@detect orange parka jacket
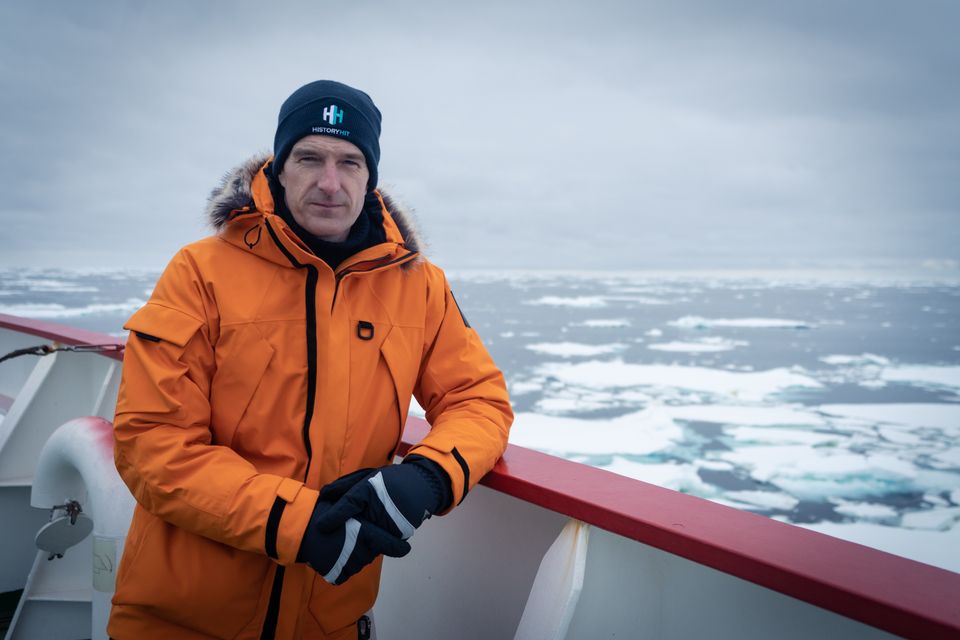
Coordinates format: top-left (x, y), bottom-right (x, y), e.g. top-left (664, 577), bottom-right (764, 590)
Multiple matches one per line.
top-left (108, 155), bottom-right (513, 640)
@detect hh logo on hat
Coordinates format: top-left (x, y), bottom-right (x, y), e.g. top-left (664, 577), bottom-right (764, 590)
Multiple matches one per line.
top-left (323, 105), bottom-right (344, 125)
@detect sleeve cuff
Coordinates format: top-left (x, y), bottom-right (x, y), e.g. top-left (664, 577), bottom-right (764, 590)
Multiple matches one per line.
top-left (271, 479), bottom-right (320, 565)
top-left (404, 446), bottom-right (471, 515)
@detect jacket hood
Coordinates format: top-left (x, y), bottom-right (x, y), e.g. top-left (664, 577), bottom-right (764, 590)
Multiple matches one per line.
top-left (204, 152), bottom-right (423, 255)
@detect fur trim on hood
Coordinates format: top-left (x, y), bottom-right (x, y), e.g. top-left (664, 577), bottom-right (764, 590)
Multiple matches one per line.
top-left (205, 152), bottom-right (423, 255)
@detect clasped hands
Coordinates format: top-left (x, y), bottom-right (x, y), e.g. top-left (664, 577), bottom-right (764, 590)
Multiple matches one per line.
top-left (297, 458), bottom-right (446, 585)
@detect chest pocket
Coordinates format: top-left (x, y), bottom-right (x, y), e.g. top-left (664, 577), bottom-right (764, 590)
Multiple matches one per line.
top-left (209, 323), bottom-right (275, 447)
top-left (347, 320), bottom-right (423, 465)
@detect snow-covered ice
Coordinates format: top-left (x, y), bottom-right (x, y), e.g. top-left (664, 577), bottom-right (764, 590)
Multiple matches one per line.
top-left (820, 353), bottom-right (891, 366)
top-left (525, 296), bottom-right (607, 308)
top-left (598, 457), bottom-right (713, 495)
top-left (819, 403), bottom-right (960, 433)
top-left (724, 490), bottom-right (799, 511)
top-left (829, 499), bottom-right (899, 521)
top-left (578, 318), bottom-right (632, 328)
top-left (665, 404), bottom-right (826, 427)
top-left (535, 360), bottom-right (822, 402)
top-left (525, 342), bottom-right (628, 357)
top-left (0, 299), bottom-right (145, 318)
top-left (509, 408), bottom-right (682, 456)
top-left (648, 337), bottom-right (748, 353)
top-left (669, 316), bottom-right (813, 329)
top-left (882, 365), bottom-right (960, 392)
top-left (801, 520), bottom-right (960, 573)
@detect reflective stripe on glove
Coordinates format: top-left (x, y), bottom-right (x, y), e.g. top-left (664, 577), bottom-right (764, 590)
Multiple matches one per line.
top-left (313, 458), bottom-right (452, 541)
top-left (298, 497), bottom-right (411, 585)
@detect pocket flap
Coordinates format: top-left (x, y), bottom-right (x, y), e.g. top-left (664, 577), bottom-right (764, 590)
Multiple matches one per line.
top-left (124, 303), bottom-right (204, 347)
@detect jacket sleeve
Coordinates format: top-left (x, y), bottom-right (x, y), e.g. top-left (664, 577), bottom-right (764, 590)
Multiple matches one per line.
top-left (113, 250), bottom-right (317, 566)
top-left (406, 267), bottom-right (513, 509)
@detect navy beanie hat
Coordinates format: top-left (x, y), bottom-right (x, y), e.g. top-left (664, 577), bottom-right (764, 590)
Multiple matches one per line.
top-left (272, 80), bottom-right (382, 190)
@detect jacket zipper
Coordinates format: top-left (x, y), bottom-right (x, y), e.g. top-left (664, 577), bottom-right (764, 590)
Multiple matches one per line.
top-left (260, 224), bottom-right (416, 639)
top-left (262, 220), bottom-right (320, 640)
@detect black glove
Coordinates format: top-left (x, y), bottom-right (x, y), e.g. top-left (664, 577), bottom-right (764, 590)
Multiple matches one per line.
top-left (297, 495), bottom-right (411, 586)
top-left (312, 457), bottom-right (453, 542)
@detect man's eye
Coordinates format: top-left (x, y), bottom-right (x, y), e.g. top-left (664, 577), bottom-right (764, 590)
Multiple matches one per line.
top-left (300, 155), bottom-right (319, 163)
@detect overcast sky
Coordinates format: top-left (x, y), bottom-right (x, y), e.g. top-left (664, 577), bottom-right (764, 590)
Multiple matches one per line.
top-left (1, 1), bottom-right (958, 272)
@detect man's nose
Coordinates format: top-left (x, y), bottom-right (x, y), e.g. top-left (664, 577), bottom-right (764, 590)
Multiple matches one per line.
top-left (315, 162), bottom-right (340, 194)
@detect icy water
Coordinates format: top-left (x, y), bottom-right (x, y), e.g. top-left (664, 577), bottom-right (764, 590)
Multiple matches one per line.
top-left (2, 268), bottom-right (959, 572)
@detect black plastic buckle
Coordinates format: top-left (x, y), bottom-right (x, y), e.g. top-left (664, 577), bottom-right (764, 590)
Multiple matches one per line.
top-left (357, 321), bottom-right (375, 341)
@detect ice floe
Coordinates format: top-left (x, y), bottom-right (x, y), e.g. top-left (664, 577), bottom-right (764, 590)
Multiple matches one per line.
top-left (535, 360), bottom-right (822, 402)
top-left (801, 520), bottom-right (960, 573)
top-left (900, 506), bottom-right (960, 530)
top-left (723, 490), bottom-right (799, 511)
top-left (714, 446), bottom-right (921, 500)
top-left (669, 316), bottom-right (813, 329)
top-left (648, 337), bottom-right (748, 353)
top-left (665, 404), bottom-right (826, 427)
top-left (829, 498), bottom-right (899, 521)
top-left (882, 365), bottom-right (960, 392)
top-left (725, 426), bottom-right (841, 446)
top-left (509, 380), bottom-right (542, 396)
top-left (578, 318), bottom-right (632, 328)
top-left (6, 278), bottom-right (100, 293)
top-left (820, 353), bottom-right (891, 366)
top-left (0, 300), bottom-right (145, 318)
top-left (525, 296), bottom-right (607, 308)
top-left (525, 342), bottom-right (628, 357)
top-left (819, 403), bottom-right (960, 433)
top-left (509, 408), bottom-right (682, 456)
top-left (597, 457), bottom-right (713, 495)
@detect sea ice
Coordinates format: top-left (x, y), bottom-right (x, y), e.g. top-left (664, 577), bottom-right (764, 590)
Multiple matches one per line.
top-left (604, 295), bottom-right (669, 305)
top-left (668, 316), bottom-right (812, 329)
top-left (716, 446), bottom-right (919, 499)
top-left (8, 277), bottom-right (99, 293)
top-left (819, 353), bottom-right (891, 366)
top-left (535, 360), bottom-right (822, 402)
top-left (578, 318), bottom-right (631, 328)
top-left (819, 404), bottom-right (960, 433)
top-left (829, 499), bottom-right (898, 521)
top-left (726, 426), bottom-right (842, 446)
top-left (599, 457), bottom-right (714, 495)
top-left (0, 299), bottom-right (145, 318)
top-left (647, 337), bottom-right (748, 353)
top-left (933, 448), bottom-right (960, 467)
top-left (665, 404), bottom-right (826, 427)
top-left (508, 380), bottom-right (542, 396)
top-left (525, 296), bottom-right (607, 308)
top-left (723, 490), bottom-right (798, 511)
top-left (508, 408), bottom-right (683, 456)
top-left (525, 342), bottom-right (628, 357)
top-left (882, 365), bottom-right (960, 392)
top-left (800, 520), bottom-right (960, 573)
top-left (900, 507), bottom-right (960, 531)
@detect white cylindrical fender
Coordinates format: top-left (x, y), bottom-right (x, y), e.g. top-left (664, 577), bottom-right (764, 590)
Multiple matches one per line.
top-left (514, 519), bottom-right (590, 640)
top-left (30, 416), bottom-right (135, 640)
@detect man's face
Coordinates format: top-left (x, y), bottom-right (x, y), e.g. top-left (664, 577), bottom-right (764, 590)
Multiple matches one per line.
top-left (278, 135), bottom-right (369, 243)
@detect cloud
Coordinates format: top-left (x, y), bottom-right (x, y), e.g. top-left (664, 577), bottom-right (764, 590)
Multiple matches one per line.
top-left (1, 0), bottom-right (958, 270)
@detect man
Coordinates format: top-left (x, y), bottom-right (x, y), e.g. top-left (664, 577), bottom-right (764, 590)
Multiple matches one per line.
top-left (109, 80), bottom-right (512, 640)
